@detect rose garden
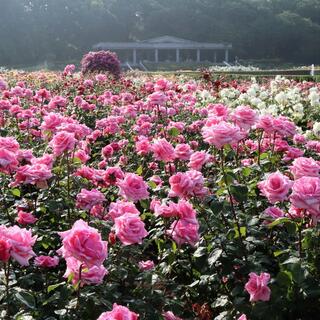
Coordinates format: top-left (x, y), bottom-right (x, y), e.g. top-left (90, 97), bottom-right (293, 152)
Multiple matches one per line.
top-left (0, 54), bottom-right (320, 319)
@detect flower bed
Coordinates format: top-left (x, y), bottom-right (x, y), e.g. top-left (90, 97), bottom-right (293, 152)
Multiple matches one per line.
top-left (0, 69), bottom-right (320, 319)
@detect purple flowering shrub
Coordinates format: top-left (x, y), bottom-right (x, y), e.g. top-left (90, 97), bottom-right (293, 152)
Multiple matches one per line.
top-left (81, 51), bottom-right (121, 78)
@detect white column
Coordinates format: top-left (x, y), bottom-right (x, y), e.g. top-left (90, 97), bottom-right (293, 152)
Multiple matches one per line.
top-left (176, 48), bottom-right (180, 63)
top-left (225, 49), bottom-right (229, 62)
top-left (196, 49), bottom-right (200, 63)
top-left (214, 51), bottom-right (217, 63)
top-left (133, 49), bottom-right (137, 65)
top-left (155, 48), bottom-right (159, 63)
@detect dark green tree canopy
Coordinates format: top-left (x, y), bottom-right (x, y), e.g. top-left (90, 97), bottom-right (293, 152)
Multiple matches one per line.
top-left (0, 0), bottom-right (319, 67)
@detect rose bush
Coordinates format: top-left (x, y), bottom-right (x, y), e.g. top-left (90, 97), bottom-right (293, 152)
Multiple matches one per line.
top-left (0, 68), bottom-right (319, 319)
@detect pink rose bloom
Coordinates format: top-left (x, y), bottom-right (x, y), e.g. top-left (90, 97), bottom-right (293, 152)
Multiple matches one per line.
top-left (76, 189), bottom-right (105, 211)
top-left (12, 164), bottom-right (52, 188)
top-left (154, 201), bottom-right (178, 218)
top-left (102, 145), bottom-right (114, 159)
top-left (293, 134), bottom-right (306, 145)
top-left (258, 171), bottom-right (293, 203)
top-left (245, 272), bottom-right (271, 302)
top-left (90, 204), bottom-right (105, 218)
top-left (273, 116), bottom-right (296, 137)
top-left (174, 144), bottom-right (192, 161)
top-left (0, 238), bottom-right (11, 262)
top-left (176, 200), bottom-right (197, 223)
top-left (63, 257), bottom-right (107, 286)
top-left (74, 150), bottom-right (90, 164)
top-left (49, 131), bottom-right (76, 156)
top-left (0, 148), bottom-right (19, 174)
top-left (138, 260), bottom-right (155, 271)
top-left (232, 105), bottom-right (258, 130)
top-left (58, 219), bottom-right (108, 267)
top-left (114, 213), bottom-right (148, 246)
top-left (169, 170), bottom-right (208, 199)
top-left (238, 314), bottom-right (247, 320)
top-left (107, 200), bottom-right (140, 221)
top-left (264, 207), bottom-right (285, 219)
top-left (290, 157), bottom-right (320, 179)
top-left (0, 137), bottom-right (20, 152)
top-left (290, 177), bottom-right (320, 215)
top-left (283, 147), bottom-right (304, 162)
top-left (63, 64), bottom-right (76, 76)
top-left (0, 225), bottom-right (37, 266)
top-left (16, 210), bottom-right (38, 225)
top-left (34, 255), bottom-right (59, 268)
top-left (151, 138), bottom-right (175, 162)
top-left (104, 167), bottom-right (125, 186)
top-left (31, 154), bottom-right (54, 168)
top-left (188, 151), bottom-right (211, 171)
top-left (202, 121), bottom-right (242, 149)
top-left (147, 91), bottom-right (167, 106)
top-left (162, 311), bottom-right (183, 320)
top-left (207, 103), bottom-right (229, 120)
top-left (167, 219), bottom-right (200, 246)
top-left (117, 173), bottom-right (149, 202)
top-left (256, 115), bottom-right (275, 134)
top-left (97, 304), bottom-right (139, 320)
top-left (135, 137), bottom-right (151, 156)
top-left (40, 113), bottom-right (65, 133)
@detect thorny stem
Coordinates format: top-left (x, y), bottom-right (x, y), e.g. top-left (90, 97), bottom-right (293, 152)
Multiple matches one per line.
top-left (220, 148), bottom-right (248, 262)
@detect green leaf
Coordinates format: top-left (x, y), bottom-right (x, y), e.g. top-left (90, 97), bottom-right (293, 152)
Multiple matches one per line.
top-left (282, 257), bottom-right (300, 265)
top-left (242, 167), bottom-right (251, 177)
top-left (15, 291), bottom-right (36, 309)
top-left (234, 226), bottom-right (246, 238)
top-left (210, 199), bottom-right (224, 214)
top-left (208, 248), bottom-right (222, 266)
top-left (11, 188), bottom-right (21, 197)
top-left (47, 282), bottom-right (65, 293)
top-left (267, 217), bottom-right (291, 228)
top-left (193, 246), bottom-right (207, 258)
top-left (230, 184), bottom-right (248, 202)
top-left (276, 271), bottom-right (292, 287)
top-left (136, 165), bottom-right (143, 176)
top-left (168, 127), bottom-right (180, 137)
top-left (148, 180), bottom-right (157, 189)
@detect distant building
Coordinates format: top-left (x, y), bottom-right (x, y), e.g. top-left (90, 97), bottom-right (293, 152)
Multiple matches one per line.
top-left (93, 36), bottom-right (232, 66)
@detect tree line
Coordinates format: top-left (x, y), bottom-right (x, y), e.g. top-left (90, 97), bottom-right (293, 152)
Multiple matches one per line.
top-left (1, 0), bottom-right (319, 68)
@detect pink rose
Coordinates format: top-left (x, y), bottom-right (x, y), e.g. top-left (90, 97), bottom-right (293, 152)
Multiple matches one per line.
top-left (12, 164), bottom-right (52, 188)
top-left (232, 105), bottom-right (258, 130)
top-left (147, 91), bottom-right (167, 106)
top-left (117, 173), bottom-right (149, 202)
top-left (169, 170), bottom-right (208, 199)
top-left (76, 189), bottom-right (105, 211)
top-left (151, 138), bottom-right (175, 162)
top-left (154, 201), bottom-right (178, 218)
top-left (107, 200), bottom-right (140, 221)
top-left (63, 257), bottom-right (107, 286)
top-left (188, 151), bottom-right (211, 171)
top-left (175, 200), bottom-right (197, 223)
top-left (135, 137), bottom-right (151, 155)
top-left (273, 116), bottom-right (296, 137)
top-left (167, 219), bottom-right (200, 246)
top-left (0, 225), bottom-right (37, 266)
top-left (58, 219), bottom-right (108, 267)
top-left (258, 171), bottom-right (293, 203)
top-left (162, 311), bottom-right (183, 320)
top-left (290, 157), bottom-right (320, 179)
top-left (114, 213), bottom-right (148, 246)
top-left (138, 260), bottom-right (155, 271)
top-left (174, 144), bottom-right (192, 161)
top-left (49, 131), bottom-right (76, 156)
top-left (0, 148), bottom-right (19, 174)
top-left (97, 303), bottom-right (139, 320)
top-left (290, 177), bottom-right (320, 215)
top-left (0, 238), bottom-right (11, 262)
top-left (35, 255), bottom-right (59, 268)
top-left (207, 103), bottom-right (229, 120)
top-left (264, 207), bottom-right (285, 219)
top-left (16, 211), bottom-right (38, 225)
top-left (0, 137), bottom-right (20, 152)
top-left (238, 314), bottom-right (247, 320)
top-left (202, 121), bottom-right (242, 149)
top-left (245, 272), bottom-right (271, 302)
